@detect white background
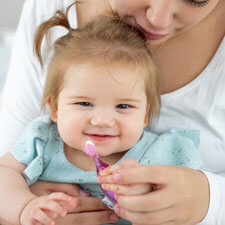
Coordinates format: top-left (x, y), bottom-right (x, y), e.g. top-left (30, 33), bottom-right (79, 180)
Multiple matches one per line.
top-left (0, 0), bottom-right (25, 93)
top-left (0, 0), bottom-right (25, 27)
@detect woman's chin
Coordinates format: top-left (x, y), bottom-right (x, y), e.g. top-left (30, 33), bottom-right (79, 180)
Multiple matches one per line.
top-left (146, 35), bottom-right (171, 51)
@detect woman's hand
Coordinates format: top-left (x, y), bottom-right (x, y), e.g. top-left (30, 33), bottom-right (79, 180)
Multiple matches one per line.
top-left (30, 181), bottom-right (89, 197)
top-left (30, 181), bottom-right (119, 225)
top-left (99, 159), bottom-right (210, 225)
top-left (99, 159), bottom-right (153, 195)
top-left (54, 196), bottom-right (119, 225)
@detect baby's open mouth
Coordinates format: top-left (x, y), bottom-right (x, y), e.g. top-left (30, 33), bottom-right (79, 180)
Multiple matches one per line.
top-left (84, 133), bottom-right (118, 142)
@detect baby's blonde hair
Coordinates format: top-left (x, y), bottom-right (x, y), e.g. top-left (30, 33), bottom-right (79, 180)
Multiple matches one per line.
top-left (34, 3), bottom-right (161, 122)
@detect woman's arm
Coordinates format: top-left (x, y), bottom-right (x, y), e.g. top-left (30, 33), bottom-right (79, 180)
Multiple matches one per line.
top-left (198, 171), bottom-right (225, 225)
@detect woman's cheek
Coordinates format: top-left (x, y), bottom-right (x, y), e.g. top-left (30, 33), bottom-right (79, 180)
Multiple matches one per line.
top-left (112, 0), bottom-right (143, 14)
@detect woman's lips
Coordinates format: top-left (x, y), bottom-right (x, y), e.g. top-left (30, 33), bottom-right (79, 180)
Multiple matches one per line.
top-left (137, 25), bottom-right (168, 40)
top-left (85, 134), bottom-right (118, 142)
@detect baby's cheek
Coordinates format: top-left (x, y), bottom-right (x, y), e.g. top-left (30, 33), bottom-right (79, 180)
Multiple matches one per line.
top-left (121, 128), bottom-right (143, 150)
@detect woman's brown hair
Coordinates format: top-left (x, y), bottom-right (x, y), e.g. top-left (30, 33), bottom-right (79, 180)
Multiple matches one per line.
top-left (34, 3), bottom-right (161, 122)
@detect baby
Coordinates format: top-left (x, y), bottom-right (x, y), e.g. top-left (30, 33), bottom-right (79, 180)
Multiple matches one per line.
top-left (0, 6), bottom-right (202, 225)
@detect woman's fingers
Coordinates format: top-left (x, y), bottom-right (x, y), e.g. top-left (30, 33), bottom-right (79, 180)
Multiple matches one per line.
top-left (30, 181), bottom-right (89, 197)
top-left (113, 167), bottom-right (209, 225)
top-left (100, 158), bottom-right (140, 176)
top-left (100, 165), bottom-right (178, 185)
top-left (114, 205), bottom-right (176, 225)
top-left (55, 210), bottom-right (119, 225)
top-left (102, 183), bottom-right (152, 195)
top-left (100, 164), bottom-right (121, 176)
top-left (66, 196), bottom-right (109, 213)
top-left (116, 188), bottom-right (173, 212)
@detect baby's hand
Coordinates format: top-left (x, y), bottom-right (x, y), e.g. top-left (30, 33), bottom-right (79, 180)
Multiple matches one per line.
top-left (20, 192), bottom-right (77, 225)
top-left (98, 158), bottom-right (152, 196)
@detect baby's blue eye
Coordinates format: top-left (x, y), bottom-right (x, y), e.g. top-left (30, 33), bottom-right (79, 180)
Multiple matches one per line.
top-left (76, 102), bottom-right (93, 107)
top-left (116, 104), bottom-right (131, 109)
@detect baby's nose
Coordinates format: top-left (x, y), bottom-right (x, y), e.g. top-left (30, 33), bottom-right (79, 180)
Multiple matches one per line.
top-left (90, 115), bottom-right (115, 127)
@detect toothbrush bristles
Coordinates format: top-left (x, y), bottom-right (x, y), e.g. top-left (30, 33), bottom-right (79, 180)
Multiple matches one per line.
top-left (85, 141), bottom-right (97, 159)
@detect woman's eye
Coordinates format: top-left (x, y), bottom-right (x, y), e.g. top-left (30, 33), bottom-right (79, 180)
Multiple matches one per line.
top-left (185, 0), bottom-right (209, 7)
top-left (75, 102), bottom-right (93, 107)
top-left (116, 104), bottom-right (131, 109)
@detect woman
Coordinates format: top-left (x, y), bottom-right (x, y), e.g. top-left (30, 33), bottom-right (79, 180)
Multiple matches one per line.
top-left (0, 0), bottom-right (224, 224)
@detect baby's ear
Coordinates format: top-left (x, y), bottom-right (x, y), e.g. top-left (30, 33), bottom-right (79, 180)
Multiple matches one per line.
top-left (144, 105), bottom-right (150, 126)
top-left (48, 97), bottom-right (58, 122)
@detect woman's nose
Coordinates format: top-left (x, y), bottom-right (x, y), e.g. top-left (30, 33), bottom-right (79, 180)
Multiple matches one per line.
top-left (146, 0), bottom-right (175, 30)
top-left (90, 114), bottom-right (115, 127)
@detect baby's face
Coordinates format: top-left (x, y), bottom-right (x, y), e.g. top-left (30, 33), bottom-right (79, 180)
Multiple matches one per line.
top-left (52, 63), bottom-right (148, 157)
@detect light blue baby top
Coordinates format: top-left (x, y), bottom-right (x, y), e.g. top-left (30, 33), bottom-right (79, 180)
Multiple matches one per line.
top-left (11, 116), bottom-right (202, 225)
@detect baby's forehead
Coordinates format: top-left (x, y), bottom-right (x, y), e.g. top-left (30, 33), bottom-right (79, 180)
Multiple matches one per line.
top-left (61, 62), bottom-right (147, 98)
top-left (65, 61), bottom-right (146, 83)
top-left (65, 58), bottom-right (148, 77)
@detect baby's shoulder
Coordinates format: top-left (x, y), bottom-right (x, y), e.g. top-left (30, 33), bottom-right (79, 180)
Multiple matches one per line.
top-left (23, 116), bottom-right (55, 142)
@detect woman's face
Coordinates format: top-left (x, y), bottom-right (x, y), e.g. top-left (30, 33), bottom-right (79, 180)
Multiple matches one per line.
top-left (110, 0), bottom-right (220, 46)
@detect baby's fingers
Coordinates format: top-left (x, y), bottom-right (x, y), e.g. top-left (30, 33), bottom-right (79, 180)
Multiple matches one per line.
top-left (48, 192), bottom-right (78, 208)
top-left (39, 199), bottom-right (67, 217)
top-left (30, 208), bottom-right (55, 225)
top-left (102, 183), bottom-right (152, 195)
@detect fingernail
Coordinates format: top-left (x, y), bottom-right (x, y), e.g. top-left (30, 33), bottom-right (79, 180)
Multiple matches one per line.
top-left (113, 173), bottom-right (121, 182)
top-left (79, 190), bottom-right (89, 196)
top-left (110, 213), bottom-right (119, 222)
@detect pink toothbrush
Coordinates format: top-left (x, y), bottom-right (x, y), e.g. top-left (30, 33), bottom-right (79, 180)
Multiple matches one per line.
top-left (85, 140), bottom-right (117, 205)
